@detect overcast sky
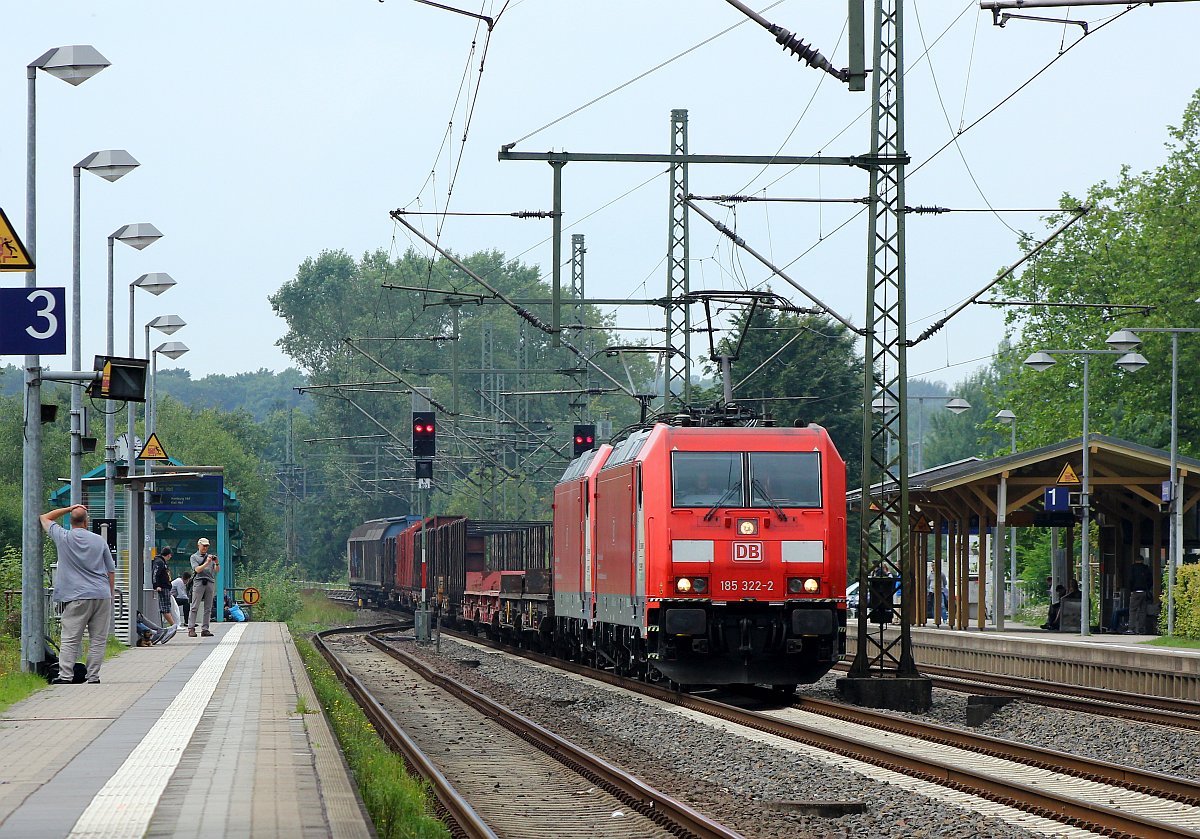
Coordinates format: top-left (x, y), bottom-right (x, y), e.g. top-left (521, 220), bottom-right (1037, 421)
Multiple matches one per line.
top-left (4, 1), bottom-right (1198, 387)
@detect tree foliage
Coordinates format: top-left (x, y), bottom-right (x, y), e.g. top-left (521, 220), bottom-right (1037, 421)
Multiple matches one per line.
top-left (995, 89), bottom-right (1200, 453)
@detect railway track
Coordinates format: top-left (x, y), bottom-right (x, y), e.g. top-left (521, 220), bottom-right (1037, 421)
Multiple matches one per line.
top-left (828, 661), bottom-right (1200, 731)
top-left (314, 625), bottom-right (743, 839)
top-left (422, 624), bottom-right (1200, 839)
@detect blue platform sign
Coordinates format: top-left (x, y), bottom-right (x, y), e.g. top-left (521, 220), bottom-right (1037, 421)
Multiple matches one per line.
top-left (1045, 486), bottom-right (1070, 511)
top-left (151, 476), bottom-right (224, 512)
top-left (0, 287), bottom-right (66, 355)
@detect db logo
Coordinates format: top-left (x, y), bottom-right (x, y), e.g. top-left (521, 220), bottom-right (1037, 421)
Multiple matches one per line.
top-left (733, 542), bottom-right (763, 562)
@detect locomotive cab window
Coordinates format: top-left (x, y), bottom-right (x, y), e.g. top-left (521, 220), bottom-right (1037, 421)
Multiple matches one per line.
top-left (671, 452), bottom-right (743, 507)
top-left (749, 452), bottom-right (822, 507)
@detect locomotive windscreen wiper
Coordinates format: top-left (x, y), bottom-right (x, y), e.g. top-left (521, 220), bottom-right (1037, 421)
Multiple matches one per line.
top-left (751, 479), bottom-right (789, 522)
top-left (703, 480), bottom-right (742, 521)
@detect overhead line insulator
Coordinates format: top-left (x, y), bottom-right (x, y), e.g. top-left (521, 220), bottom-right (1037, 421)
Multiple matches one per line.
top-left (771, 26), bottom-right (849, 82)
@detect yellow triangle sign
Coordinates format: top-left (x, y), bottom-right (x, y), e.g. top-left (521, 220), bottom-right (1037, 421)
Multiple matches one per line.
top-left (138, 432), bottom-right (170, 461)
top-left (1056, 462), bottom-right (1081, 485)
top-left (0, 206), bottom-right (34, 271)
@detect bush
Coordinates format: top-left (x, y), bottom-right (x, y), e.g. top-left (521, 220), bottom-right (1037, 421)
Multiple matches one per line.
top-left (1165, 563), bottom-right (1200, 639)
top-left (241, 559), bottom-right (304, 623)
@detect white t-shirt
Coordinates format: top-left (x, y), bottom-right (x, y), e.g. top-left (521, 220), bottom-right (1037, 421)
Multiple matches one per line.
top-left (171, 577), bottom-right (190, 600)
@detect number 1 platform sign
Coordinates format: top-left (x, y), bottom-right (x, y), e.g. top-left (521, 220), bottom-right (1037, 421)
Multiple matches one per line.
top-left (0, 287), bottom-right (66, 355)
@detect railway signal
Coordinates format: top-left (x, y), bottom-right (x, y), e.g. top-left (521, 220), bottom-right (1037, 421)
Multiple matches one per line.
top-left (572, 424), bottom-right (595, 457)
top-left (413, 411), bottom-right (436, 458)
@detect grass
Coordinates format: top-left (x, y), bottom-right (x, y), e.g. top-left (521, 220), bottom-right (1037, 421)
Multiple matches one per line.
top-left (288, 596), bottom-right (448, 839)
top-left (1146, 636), bottom-right (1200, 649)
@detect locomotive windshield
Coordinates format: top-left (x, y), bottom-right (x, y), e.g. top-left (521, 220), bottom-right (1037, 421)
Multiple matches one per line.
top-left (749, 452), bottom-right (822, 507)
top-left (671, 451), bottom-right (822, 508)
top-left (671, 452), bottom-right (742, 507)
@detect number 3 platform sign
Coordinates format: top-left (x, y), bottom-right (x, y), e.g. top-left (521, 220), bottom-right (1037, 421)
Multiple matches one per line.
top-left (0, 287), bottom-right (66, 355)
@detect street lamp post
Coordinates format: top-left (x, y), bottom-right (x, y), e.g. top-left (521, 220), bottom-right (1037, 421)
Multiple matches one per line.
top-left (103, 224), bottom-right (162, 520)
top-left (911, 396), bottom-right (971, 471)
top-left (125, 278), bottom-right (177, 596)
top-left (1106, 327), bottom-right (1200, 636)
top-left (70, 150), bottom-right (140, 505)
top-left (1024, 348), bottom-right (1149, 636)
top-left (22, 44), bottom-right (110, 674)
top-left (995, 409), bottom-right (1018, 627)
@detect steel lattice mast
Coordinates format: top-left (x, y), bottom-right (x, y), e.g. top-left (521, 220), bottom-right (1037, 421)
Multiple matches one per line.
top-left (841, 0), bottom-right (930, 710)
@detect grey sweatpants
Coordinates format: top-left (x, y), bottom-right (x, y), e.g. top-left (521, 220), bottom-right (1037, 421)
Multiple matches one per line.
top-left (190, 579), bottom-right (215, 631)
top-left (59, 598), bottom-right (111, 681)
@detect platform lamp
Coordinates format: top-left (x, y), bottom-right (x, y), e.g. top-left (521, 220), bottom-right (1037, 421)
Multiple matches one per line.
top-left (22, 44), bottom-right (110, 675)
top-left (70, 151), bottom-right (140, 507)
top-left (1024, 348), bottom-right (1149, 636)
top-left (127, 274), bottom-right (177, 476)
top-left (995, 409), bottom-right (1018, 624)
top-left (1106, 327), bottom-right (1200, 636)
top-left (103, 224), bottom-right (163, 519)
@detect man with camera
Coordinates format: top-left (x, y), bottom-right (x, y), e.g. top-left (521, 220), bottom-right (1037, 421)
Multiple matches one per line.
top-left (188, 537), bottom-right (219, 638)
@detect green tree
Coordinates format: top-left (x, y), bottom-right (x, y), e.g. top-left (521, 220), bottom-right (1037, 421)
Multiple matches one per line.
top-left (996, 89), bottom-right (1200, 454)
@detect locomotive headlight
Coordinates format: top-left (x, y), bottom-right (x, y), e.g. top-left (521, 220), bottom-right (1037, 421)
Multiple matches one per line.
top-left (675, 577), bottom-right (693, 593)
top-left (737, 518), bottom-right (758, 536)
top-left (787, 577), bottom-right (822, 595)
top-left (803, 577), bottom-right (820, 593)
top-left (691, 577), bottom-right (708, 594)
top-left (787, 577), bottom-right (804, 594)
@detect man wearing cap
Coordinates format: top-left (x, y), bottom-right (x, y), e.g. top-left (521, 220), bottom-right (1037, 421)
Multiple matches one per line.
top-left (188, 537), bottom-right (219, 637)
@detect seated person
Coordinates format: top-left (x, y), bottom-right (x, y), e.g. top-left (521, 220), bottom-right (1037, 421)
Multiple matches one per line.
top-left (1108, 605), bottom-right (1130, 634)
top-left (1042, 584), bottom-right (1066, 630)
top-left (136, 612), bottom-right (176, 646)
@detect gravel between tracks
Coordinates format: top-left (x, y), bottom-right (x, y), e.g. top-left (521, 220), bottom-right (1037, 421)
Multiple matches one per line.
top-left (804, 672), bottom-right (1200, 781)
top-left (361, 622), bottom-right (1064, 839)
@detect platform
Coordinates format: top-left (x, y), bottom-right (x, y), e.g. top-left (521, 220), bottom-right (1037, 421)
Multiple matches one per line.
top-left (852, 619), bottom-right (1200, 701)
top-left (0, 622), bottom-right (373, 839)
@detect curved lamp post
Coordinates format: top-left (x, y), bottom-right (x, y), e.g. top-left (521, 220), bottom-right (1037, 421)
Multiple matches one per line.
top-left (22, 44), bottom-right (109, 674)
top-left (1107, 327), bottom-right (1200, 636)
top-left (1024, 348), bottom-right (1149, 636)
top-left (103, 224), bottom-right (163, 519)
top-left (995, 409), bottom-right (1018, 626)
top-left (70, 150), bottom-right (140, 505)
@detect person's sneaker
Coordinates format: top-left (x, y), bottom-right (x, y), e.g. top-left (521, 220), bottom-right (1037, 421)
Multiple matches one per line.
top-left (201, 630), bottom-right (214, 637)
top-left (160, 625), bottom-right (177, 644)
top-left (152, 628), bottom-right (168, 644)
top-left (86, 678), bottom-right (100, 684)
top-left (187, 628), bottom-right (197, 637)
top-left (48, 677), bottom-right (74, 685)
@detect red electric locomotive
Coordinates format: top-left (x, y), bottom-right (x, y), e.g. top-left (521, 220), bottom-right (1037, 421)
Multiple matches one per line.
top-left (553, 422), bottom-right (847, 688)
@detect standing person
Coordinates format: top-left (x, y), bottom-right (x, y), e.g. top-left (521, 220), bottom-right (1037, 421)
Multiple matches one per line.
top-left (172, 570), bottom-right (192, 626)
top-left (1128, 555), bottom-right (1154, 634)
top-left (39, 505), bottom-right (115, 684)
top-left (152, 547), bottom-right (175, 628)
top-left (188, 537), bottom-right (219, 638)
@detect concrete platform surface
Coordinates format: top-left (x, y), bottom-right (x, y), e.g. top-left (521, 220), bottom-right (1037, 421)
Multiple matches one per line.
top-left (0, 622), bottom-right (374, 839)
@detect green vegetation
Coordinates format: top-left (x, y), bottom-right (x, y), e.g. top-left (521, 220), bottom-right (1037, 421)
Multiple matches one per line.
top-left (289, 593), bottom-right (447, 839)
top-left (1161, 564), bottom-right (1200, 639)
top-left (1147, 636), bottom-right (1200, 649)
top-left (240, 560), bottom-right (304, 623)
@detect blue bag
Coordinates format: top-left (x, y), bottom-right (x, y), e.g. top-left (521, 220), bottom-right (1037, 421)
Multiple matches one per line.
top-left (229, 602), bottom-right (246, 622)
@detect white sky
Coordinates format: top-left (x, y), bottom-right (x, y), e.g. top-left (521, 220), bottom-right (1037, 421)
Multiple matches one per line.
top-left (4, 1), bottom-right (1198, 384)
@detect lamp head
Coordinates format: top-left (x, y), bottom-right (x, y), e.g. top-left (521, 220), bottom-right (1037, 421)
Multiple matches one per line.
top-left (1105, 329), bottom-right (1142, 353)
top-left (154, 341), bottom-right (189, 360)
top-left (147, 314), bottom-right (185, 336)
top-left (870, 394), bottom-right (897, 414)
top-left (77, 149), bottom-right (138, 182)
top-left (133, 273), bottom-right (176, 296)
top-left (1114, 352), bottom-right (1149, 374)
top-left (945, 397), bottom-right (971, 415)
top-left (112, 223), bottom-right (163, 250)
top-left (1024, 351), bottom-right (1056, 372)
top-left (995, 409), bottom-right (1016, 424)
top-left (30, 45), bottom-right (110, 86)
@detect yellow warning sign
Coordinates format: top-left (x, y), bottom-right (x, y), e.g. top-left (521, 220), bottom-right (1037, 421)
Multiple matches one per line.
top-left (1056, 462), bottom-right (1081, 485)
top-left (242, 587), bottom-right (261, 606)
top-left (138, 432), bottom-right (170, 461)
top-left (913, 514), bottom-right (933, 533)
top-left (0, 206), bottom-right (34, 271)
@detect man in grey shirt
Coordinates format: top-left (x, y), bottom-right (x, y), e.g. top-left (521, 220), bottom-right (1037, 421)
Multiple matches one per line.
top-left (188, 537), bottom-right (218, 637)
top-left (40, 505), bottom-right (115, 684)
